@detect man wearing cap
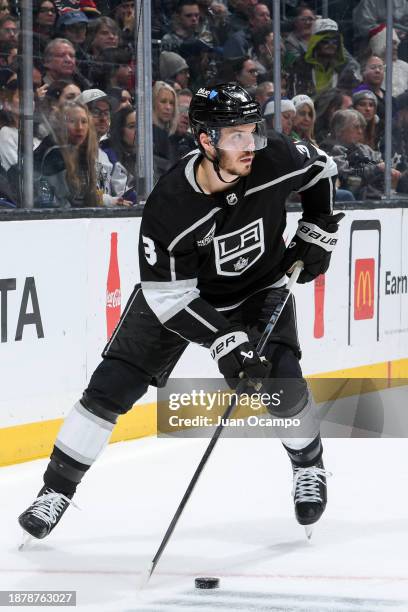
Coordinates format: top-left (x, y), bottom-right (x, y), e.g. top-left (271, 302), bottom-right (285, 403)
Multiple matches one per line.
top-left (287, 18), bottom-right (360, 99)
top-left (159, 50), bottom-right (191, 89)
top-left (75, 88), bottom-right (130, 206)
top-left (56, 10), bottom-right (90, 74)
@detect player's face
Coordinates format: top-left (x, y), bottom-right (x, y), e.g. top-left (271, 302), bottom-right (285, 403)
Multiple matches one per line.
top-left (216, 124), bottom-right (257, 176)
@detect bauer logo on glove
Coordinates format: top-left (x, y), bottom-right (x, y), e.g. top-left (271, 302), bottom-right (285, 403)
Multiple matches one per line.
top-left (281, 212), bottom-right (344, 284)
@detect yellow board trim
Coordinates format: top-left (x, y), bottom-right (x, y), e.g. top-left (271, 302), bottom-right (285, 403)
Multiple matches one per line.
top-left (1, 359), bottom-right (408, 467)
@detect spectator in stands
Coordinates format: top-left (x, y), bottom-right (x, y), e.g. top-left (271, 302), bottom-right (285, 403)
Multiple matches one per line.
top-left (0, 40), bottom-right (16, 67)
top-left (101, 105), bottom-right (137, 202)
top-left (110, 0), bottom-right (134, 46)
top-left (0, 14), bottom-right (18, 49)
top-left (368, 24), bottom-right (408, 97)
top-left (75, 88), bottom-right (132, 205)
top-left (196, 0), bottom-right (229, 47)
top-left (223, 3), bottom-right (271, 59)
top-left (43, 38), bottom-right (90, 89)
top-left (217, 56), bottom-right (259, 94)
top-left (85, 16), bottom-right (120, 62)
top-left (169, 87), bottom-right (195, 159)
top-left (106, 86), bottom-right (133, 112)
top-left (90, 46), bottom-right (132, 92)
top-left (353, 54), bottom-right (395, 127)
top-left (352, 0), bottom-right (408, 42)
top-left (0, 81), bottom-right (42, 173)
top-left (255, 80), bottom-right (273, 106)
top-left (152, 80), bottom-right (178, 177)
top-left (388, 91), bottom-right (408, 193)
top-left (251, 25), bottom-right (290, 91)
top-left (314, 87), bottom-right (352, 144)
top-left (0, 1), bottom-right (10, 18)
top-left (227, 0), bottom-right (258, 34)
top-left (161, 0), bottom-right (201, 55)
top-left (33, 0), bottom-right (57, 45)
top-left (159, 50), bottom-right (190, 90)
top-left (263, 96), bottom-right (296, 137)
top-left (33, 101), bottom-right (99, 207)
top-left (291, 94), bottom-right (316, 143)
top-left (285, 4), bottom-right (316, 64)
top-left (56, 10), bottom-right (88, 50)
top-left (352, 89), bottom-right (380, 150)
top-left (287, 18), bottom-right (360, 99)
top-left (321, 108), bottom-right (400, 199)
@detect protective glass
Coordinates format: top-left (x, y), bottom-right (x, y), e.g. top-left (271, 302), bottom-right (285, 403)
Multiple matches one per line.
top-left (209, 121), bottom-right (267, 151)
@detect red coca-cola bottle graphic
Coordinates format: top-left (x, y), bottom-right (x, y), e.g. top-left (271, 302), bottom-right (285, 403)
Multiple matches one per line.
top-left (106, 232), bottom-right (121, 340)
top-left (314, 273), bottom-right (325, 339)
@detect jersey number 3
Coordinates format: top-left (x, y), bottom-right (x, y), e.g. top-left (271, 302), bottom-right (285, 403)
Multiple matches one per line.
top-left (142, 235), bottom-right (157, 265)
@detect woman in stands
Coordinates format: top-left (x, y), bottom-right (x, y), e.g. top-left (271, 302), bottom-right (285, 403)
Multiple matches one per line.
top-left (33, 101), bottom-right (99, 207)
top-left (152, 80), bottom-right (178, 178)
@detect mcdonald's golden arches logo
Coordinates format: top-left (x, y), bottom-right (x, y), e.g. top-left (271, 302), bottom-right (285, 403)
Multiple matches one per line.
top-left (354, 258), bottom-right (375, 320)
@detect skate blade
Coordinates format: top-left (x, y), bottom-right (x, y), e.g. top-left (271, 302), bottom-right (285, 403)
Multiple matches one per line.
top-left (18, 531), bottom-right (34, 551)
top-left (304, 525), bottom-right (313, 540)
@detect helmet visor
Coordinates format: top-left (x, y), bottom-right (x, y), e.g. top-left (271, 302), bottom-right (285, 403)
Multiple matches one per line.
top-left (208, 121), bottom-right (267, 152)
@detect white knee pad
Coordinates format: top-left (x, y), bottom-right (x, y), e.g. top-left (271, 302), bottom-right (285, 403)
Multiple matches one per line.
top-left (55, 402), bottom-right (115, 466)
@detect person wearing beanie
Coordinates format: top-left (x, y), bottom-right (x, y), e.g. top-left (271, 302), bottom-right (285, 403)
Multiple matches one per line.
top-left (352, 89), bottom-right (380, 150)
top-left (159, 50), bottom-right (190, 89)
top-left (287, 17), bottom-right (360, 98)
top-left (291, 94), bottom-right (316, 143)
top-left (368, 24), bottom-right (408, 97)
top-left (263, 96), bottom-right (296, 136)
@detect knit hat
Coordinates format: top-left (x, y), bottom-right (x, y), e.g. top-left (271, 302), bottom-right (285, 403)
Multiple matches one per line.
top-left (79, 0), bottom-right (100, 17)
top-left (263, 96), bottom-right (296, 116)
top-left (159, 51), bottom-right (189, 81)
top-left (368, 23), bottom-right (399, 58)
top-left (292, 94), bottom-right (315, 111)
top-left (75, 88), bottom-right (110, 106)
top-left (352, 89), bottom-right (378, 108)
top-left (312, 18), bottom-right (338, 35)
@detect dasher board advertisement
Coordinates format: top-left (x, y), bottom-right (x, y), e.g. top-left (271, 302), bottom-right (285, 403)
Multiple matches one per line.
top-left (348, 220), bottom-right (381, 346)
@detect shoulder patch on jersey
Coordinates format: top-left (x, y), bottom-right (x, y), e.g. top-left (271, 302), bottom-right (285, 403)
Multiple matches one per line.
top-left (295, 143), bottom-right (311, 158)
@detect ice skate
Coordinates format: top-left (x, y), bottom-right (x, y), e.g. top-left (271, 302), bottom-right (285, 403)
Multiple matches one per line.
top-left (18, 487), bottom-right (76, 541)
top-left (291, 458), bottom-right (330, 534)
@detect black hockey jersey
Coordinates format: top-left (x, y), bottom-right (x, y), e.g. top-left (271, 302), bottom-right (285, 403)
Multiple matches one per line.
top-left (139, 131), bottom-right (337, 346)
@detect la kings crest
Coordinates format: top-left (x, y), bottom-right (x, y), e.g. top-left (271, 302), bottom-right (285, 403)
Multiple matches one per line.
top-left (213, 218), bottom-right (265, 276)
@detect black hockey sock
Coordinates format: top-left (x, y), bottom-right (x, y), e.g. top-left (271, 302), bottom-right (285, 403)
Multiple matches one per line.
top-left (283, 435), bottom-right (323, 468)
top-left (43, 446), bottom-right (90, 497)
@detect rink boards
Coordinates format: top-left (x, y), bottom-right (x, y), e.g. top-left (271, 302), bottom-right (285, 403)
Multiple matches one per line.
top-left (1, 208), bottom-right (408, 465)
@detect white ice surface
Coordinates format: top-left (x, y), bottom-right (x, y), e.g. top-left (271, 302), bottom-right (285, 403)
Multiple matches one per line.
top-left (1, 436), bottom-right (408, 611)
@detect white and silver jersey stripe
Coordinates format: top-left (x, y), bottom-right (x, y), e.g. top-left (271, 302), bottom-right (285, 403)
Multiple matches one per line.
top-left (141, 279), bottom-right (199, 324)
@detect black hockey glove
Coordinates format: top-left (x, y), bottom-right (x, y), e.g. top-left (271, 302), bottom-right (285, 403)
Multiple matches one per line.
top-left (210, 328), bottom-right (270, 390)
top-left (281, 212), bottom-right (345, 283)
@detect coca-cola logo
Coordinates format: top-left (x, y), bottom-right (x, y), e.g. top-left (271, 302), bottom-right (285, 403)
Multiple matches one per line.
top-left (106, 288), bottom-right (121, 308)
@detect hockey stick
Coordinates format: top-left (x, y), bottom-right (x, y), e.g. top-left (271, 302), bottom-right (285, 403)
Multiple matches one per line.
top-left (140, 260), bottom-right (304, 587)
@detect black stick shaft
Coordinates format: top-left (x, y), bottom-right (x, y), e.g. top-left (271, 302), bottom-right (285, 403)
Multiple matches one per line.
top-left (143, 262), bottom-right (303, 583)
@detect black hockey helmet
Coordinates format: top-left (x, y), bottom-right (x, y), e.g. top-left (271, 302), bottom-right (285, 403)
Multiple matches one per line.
top-left (189, 83), bottom-right (267, 152)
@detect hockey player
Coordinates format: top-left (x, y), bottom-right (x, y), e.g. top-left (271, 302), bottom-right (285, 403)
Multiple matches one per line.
top-left (18, 83), bottom-right (342, 540)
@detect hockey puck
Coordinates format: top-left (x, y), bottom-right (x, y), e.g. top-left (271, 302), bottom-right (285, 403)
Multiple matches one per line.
top-left (195, 577), bottom-right (220, 589)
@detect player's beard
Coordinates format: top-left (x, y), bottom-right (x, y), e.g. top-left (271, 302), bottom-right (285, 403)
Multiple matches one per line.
top-left (218, 150), bottom-right (254, 178)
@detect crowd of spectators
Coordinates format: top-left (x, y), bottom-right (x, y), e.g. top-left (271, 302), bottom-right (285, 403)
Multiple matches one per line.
top-left (1, 0), bottom-right (408, 207)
